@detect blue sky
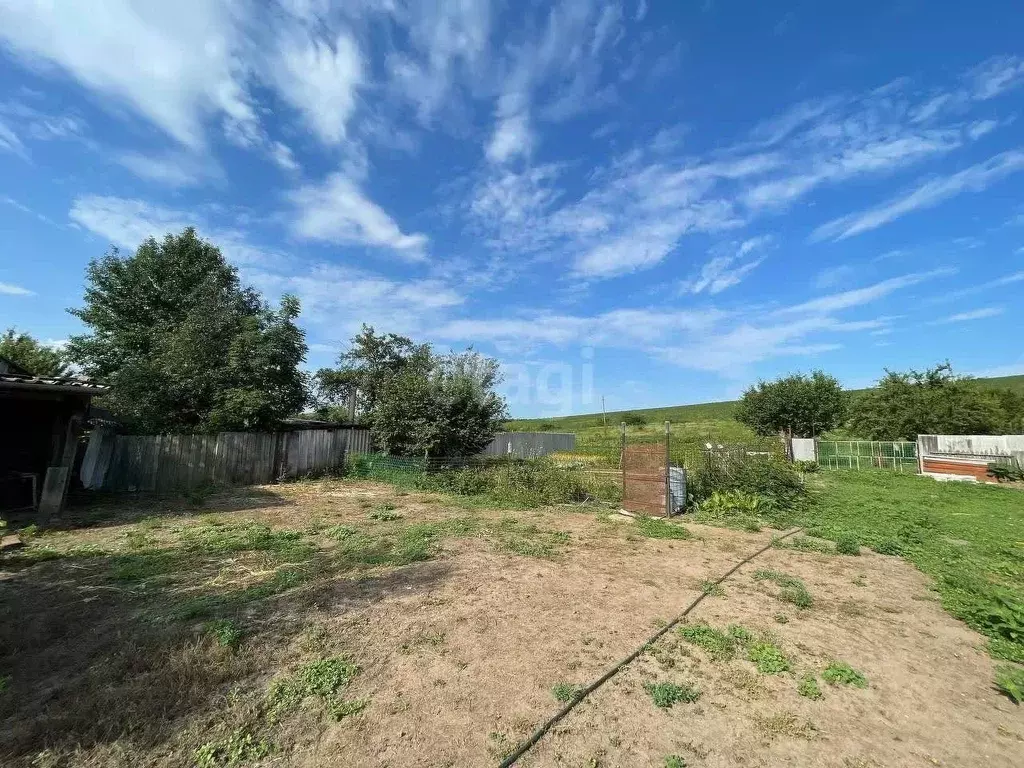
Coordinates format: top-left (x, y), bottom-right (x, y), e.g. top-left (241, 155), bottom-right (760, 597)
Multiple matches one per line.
top-left (1, 1), bottom-right (1023, 417)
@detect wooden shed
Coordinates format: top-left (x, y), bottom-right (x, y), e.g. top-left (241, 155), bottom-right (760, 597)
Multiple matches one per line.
top-left (0, 356), bottom-right (109, 523)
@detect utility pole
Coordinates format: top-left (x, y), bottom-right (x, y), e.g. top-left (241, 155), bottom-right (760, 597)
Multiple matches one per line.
top-left (602, 396), bottom-right (607, 430)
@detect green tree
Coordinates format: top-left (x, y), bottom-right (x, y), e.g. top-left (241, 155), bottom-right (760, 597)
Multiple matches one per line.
top-left (736, 371), bottom-right (848, 438)
top-left (0, 328), bottom-right (69, 377)
top-left (319, 328), bottom-right (507, 456)
top-left (314, 325), bottom-right (429, 421)
top-left (371, 348), bottom-right (508, 457)
top-left (67, 228), bottom-right (308, 433)
top-left (850, 362), bottom-right (1006, 440)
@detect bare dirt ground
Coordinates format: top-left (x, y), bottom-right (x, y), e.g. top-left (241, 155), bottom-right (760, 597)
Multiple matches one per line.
top-left (1, 480), bottom-right (1021, 768)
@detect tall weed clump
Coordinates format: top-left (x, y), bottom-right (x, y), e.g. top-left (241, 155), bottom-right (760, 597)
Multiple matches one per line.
top-left (347, 454), bottom-right (593, 507)
top-left (689, 454), bottom-right (804, 527)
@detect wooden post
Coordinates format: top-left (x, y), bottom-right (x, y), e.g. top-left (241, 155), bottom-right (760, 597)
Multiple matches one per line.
top-left (664, 421), bottom-right (671, 517)
top-left (619, 421), bottom-right (626, 492)
top-left (38, 409), bottom-right (83, 526)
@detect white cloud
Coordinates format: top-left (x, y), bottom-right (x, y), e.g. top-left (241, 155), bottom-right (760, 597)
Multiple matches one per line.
top-left (249, 264), bottom-right (463, 339)
top-left (269, 142), bottom-right (300, 173)
top-left (813, 264), bottom-right (858, 291)
top-left (288, 173), bottom-right (428, 258)
top-left (811, 150), bottom-right (1024, 241)
top-left (780, 270), bottom-right (953, 315)
top-left (270, 29), bottom-right (363, 146)
top-left (486, 114), bottom-right (533, 163)
top-left (0, 0), bottom-right (257, 150)
top-left (930, 307), bottom-right (1004, 324)
top-left (0, 117), bottom-right (26, 157)
top-left (968, 55), bottom-right (1024, 100)
top-left (0, 281), bottom-right (34, 296)
top-left (681, 236), bottom-right (772, 295)
top-left (68, 195), bottom-right (285, 267)
top-left (967, 119), bottom-right (999, 140)
top-left (115, 151), bottom-right (222, 188)
top-left (384, 1), bottom-right (493, 124)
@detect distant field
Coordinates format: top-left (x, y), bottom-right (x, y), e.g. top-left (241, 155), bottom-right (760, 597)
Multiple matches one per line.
top-left (508, 374), bottom-right (1024, 447)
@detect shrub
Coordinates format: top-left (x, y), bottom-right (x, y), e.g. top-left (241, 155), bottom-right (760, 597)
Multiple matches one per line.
top-left (987, 463), bottom-right (1024, 483)
top-left (689, 453), bottom-right (804, 523)
top-left (835, 535), bottom-right (861, 555)
top-left (794, 460), bottom-right (819, 473)
top-left (621, 412), bottom-right (648, 427)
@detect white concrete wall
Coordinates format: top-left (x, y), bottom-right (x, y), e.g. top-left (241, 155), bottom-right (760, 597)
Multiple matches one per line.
top-left (918, 434), bottom-right (1024, 466)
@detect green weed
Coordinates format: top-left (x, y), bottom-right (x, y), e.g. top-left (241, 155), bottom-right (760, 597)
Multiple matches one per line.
top-left (822, 661), bottom-right (868, 688)
top-left (835, 534), bottom-right (861, 555)
top-left (797, 673), bottom-right (823, 700)
top-left (207, 619), bottom-right (244, 649)
top-left (748, 641), bottom-right (790, 674)
top-left (552, 682), bottom-right (584, 703)
top-left (995, 664), bottom-right (1024, 704)
top-left (754, 569), bottom-right (813, 609)
top-left (664, 756), bottom-right (687, 768)
top-left (635, 517), bottom-right (694, 540)
top-left (700, 579), bottom-right (724, 596)
top-left (727, 624), bottom-right (754, 644)
top-left (772, 535), bottom-right (834, 554)
top-left (677, 622), bottom-right (736, 661)
top-left (643, 681), bottom-right (701, 708)
top-left (194, 729), bottom-right (271, 767)
top-left (265, 656), bottom-right (359, 720)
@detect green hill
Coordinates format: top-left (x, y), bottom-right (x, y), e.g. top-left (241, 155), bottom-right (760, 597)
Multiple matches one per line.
top-left (508, 374), bottom-right (1024, 432)
top-left (507, 374), bottom-right (1024, 461)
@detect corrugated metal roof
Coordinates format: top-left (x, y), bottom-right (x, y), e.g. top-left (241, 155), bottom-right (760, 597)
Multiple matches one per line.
top-left (0, 371), bottom-right (109, 394)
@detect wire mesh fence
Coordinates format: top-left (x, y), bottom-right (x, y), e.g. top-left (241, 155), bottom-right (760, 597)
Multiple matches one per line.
top-left (815, 440), bottom-right (918, 472)
top-left (345, 452), bottom-right (623, 505)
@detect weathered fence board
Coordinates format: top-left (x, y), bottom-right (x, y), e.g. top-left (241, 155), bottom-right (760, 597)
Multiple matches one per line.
top-left (83, 428), bottom-right (569, 492)
top-left (87, 427), bottom-right (370, 492)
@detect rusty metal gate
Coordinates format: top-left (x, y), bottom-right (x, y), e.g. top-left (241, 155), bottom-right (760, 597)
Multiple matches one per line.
top-left (621, 443), bottom-right (668, 516)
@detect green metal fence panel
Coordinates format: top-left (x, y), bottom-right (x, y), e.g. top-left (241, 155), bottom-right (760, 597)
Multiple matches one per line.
top-left (816, 440), bottom-right (918, 472)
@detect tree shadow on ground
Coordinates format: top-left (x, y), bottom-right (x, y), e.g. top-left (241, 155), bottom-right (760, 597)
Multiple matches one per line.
top-left (0, 546), bottom-right (452, 767)
top-left (24, 485), bottom-right (298, 533)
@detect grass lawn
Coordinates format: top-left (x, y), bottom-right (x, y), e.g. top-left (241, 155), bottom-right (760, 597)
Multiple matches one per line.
top-left (796, 471), bottom-right (1024, 664)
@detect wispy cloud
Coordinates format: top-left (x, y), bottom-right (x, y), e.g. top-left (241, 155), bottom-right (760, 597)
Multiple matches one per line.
top-left (810, 150), bottom-right (1024, 241)
top-left (0, 2), bottom-right (258, 150)
top-left (68, 195), bottom-right (286, 268)
top-left (287, 173), bottom-right (428, 258)
top-left (115, 151), bottom-right (222, 188)
top-left (779, 269), bottom-right (953, 315)
top-left (930, 306), bottom-right (1004, 324)
top-left (0, 281), bottom-right (35, 296)
top-left (0, 117), bottom-right (26, 158)
top-left (249, 263), bottom-right (463, 339)
top-left (270, 29), bottom-right (363, 147)
top-left (680, 236), bottom-right (772, 295)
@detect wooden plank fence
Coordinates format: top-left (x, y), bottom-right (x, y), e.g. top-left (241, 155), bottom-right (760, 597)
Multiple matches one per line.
top-left (81, 429), bottom-right (567, 492)
top-left (83, 427), bottom-right (372, 492)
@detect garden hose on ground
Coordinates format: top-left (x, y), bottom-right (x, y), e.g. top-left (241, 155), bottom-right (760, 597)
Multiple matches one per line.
top-left (498, 525), bottom-right (804, 767)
